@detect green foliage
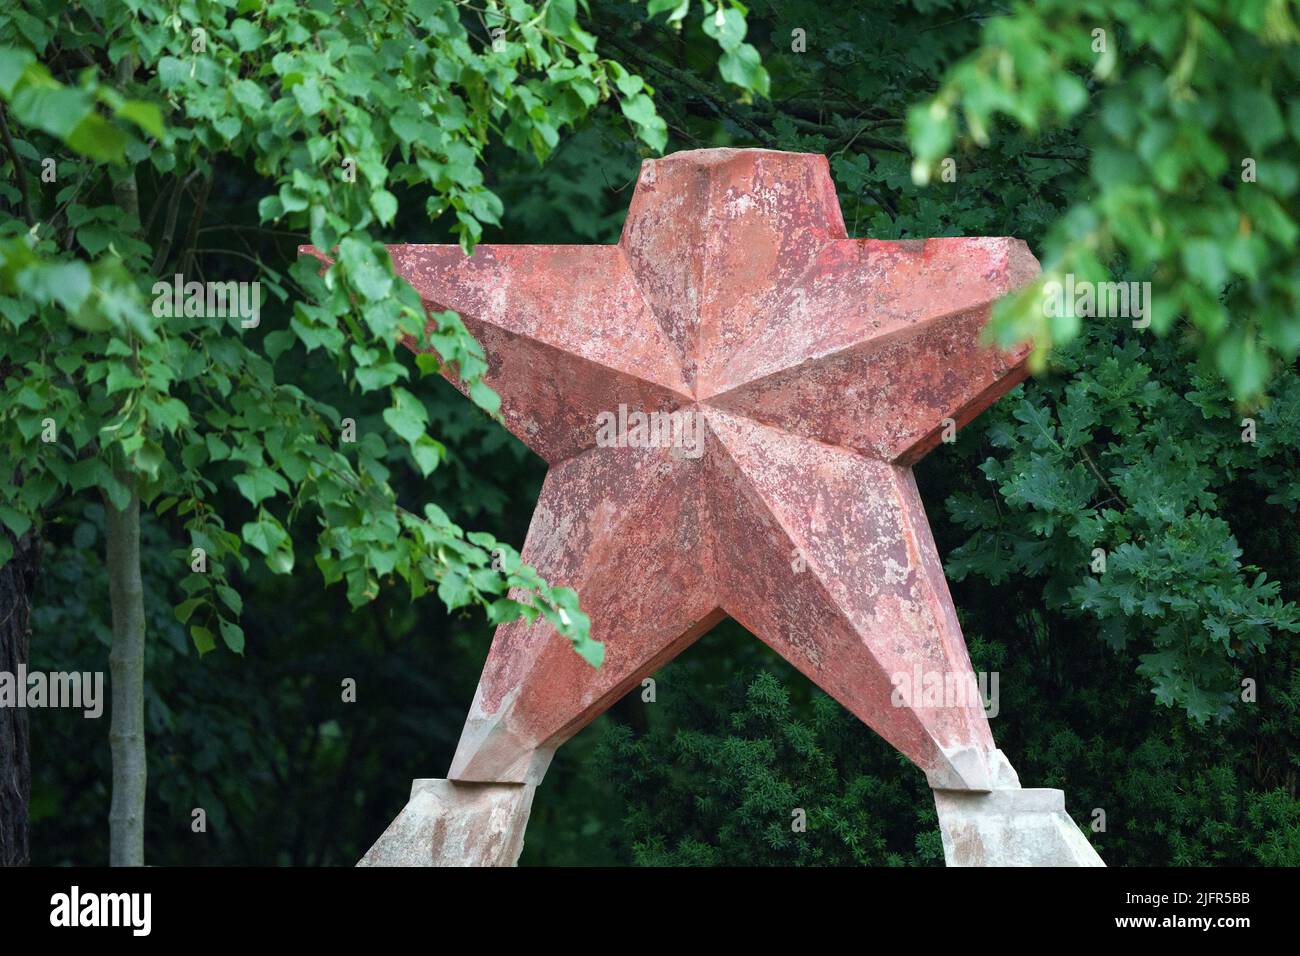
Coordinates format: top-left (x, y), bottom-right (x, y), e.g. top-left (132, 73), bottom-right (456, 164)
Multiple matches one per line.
top-left (584, 621), bottom-right (1299, 868)
top-left (29, 337), bottom-right (564, 864)
top-left (958, 631), bottom-right (1300, 867)
top-left (10, 0), bottom-right (1298, 869)
top-left (597, 656), bottom-right (945, 866)
top-left (907, 0), bottom-right (1300, 400)
top-left (0, 0), bottom-right (771, 664)
top-left (944, 322), bottom-right (1300, 721)
top-left (644, 1), bottom-right (770, 98)
top-left (28, 496), bottom-right (480, 865)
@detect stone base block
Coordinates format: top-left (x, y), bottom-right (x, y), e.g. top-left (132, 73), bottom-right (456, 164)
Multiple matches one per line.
top-left (357, 779), bottom-right (536, 867)
top-left (933, 787), bottom-right (1104, 867)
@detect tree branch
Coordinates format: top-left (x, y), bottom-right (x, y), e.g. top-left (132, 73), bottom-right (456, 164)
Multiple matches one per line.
top-left (0, 106), bottom-right (36, 227)
top-left (599, 32), bottom-right (778, 147)
top-left (150, 168), bottom-right (202, 275)
top-left (177, 174), bottom-right (214, 276)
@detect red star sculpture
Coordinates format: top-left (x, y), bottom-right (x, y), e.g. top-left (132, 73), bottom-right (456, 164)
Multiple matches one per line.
top-left (333, 148), bottom-right (1038, 795)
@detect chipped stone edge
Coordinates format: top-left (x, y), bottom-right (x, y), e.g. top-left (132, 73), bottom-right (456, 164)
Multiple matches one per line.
top-left (357, 778), bottom-right (537, 867)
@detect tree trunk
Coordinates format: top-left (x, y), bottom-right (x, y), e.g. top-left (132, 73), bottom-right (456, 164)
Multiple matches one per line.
top-left (104, 484), bottom-right (146, 866)
top-left (105, 53), bottom-right (147, 867)
top-left (0, 530), bottom-right (37, 866)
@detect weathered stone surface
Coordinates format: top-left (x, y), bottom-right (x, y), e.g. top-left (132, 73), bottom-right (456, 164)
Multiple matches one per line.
top-left (367, 149), bottom-right (1037, 794)
top-left (357, 779), bottom-right (535, 867)
top-left (933, 787), bottom-right (1105, 867)
top-left (310, 147), bottom-right (1096, 866)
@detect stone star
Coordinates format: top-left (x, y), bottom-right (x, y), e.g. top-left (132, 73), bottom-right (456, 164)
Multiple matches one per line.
top-left (376, 148), bottom-right (1038, 793)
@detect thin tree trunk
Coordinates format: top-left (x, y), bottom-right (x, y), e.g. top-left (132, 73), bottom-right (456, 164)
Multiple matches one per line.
top-left (105, 53), bottom-right (147, 867)
top-left (104, 484), bottom-right (146, 866)
top-left (0, 530), bottom-right (37, 866)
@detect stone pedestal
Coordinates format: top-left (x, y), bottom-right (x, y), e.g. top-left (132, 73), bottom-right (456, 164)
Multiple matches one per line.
top-left (933, 787), bottom-right (1104, 867)
top-left (358, 779), bottom-right (536, 867)
top-left (358, 752), bottom-right (1105, 867)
